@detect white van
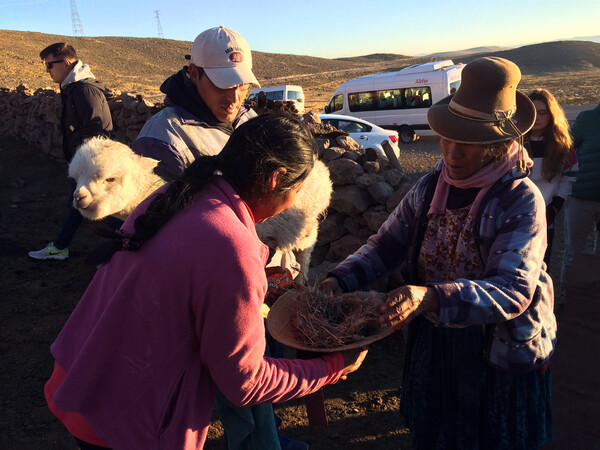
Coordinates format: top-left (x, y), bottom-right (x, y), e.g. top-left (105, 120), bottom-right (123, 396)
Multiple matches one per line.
top-left (324, 60), bottom-right (464, 143)
top-left (246, 85), bottom-right (305, 114)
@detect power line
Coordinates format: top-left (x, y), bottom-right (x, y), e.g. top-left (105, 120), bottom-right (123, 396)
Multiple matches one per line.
top-left (154, 10), bottom-right (164, 39)
top-left (70, 0), bottom-right (84, 37)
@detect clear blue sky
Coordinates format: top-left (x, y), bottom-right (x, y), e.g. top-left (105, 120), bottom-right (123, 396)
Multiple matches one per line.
top-left (1, 0), bottom-right (599, 57)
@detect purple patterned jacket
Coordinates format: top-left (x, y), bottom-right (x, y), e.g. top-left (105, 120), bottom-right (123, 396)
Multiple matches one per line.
top-left (329, 165), bottom-right (549, 328)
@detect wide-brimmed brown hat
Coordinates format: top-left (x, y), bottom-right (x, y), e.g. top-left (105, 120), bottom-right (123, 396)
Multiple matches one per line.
top-left (427, 57), bottom-right (536, 144)
top-left (266, 290), bottom-right (393, 352)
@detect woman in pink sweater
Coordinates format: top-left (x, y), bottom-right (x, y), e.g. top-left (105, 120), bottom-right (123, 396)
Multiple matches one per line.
top-left (45, 114), bottom-right (367, 450)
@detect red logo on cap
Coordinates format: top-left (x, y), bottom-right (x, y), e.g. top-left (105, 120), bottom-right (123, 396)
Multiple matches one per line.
top-left (230, 52), bottom-right (243, 63)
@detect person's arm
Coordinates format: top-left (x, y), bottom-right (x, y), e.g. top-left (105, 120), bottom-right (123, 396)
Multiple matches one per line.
top-left (197, 243), bottom-right (360, 408)
top-left (131, 136), bottom-right (185, 182)
top-left (554, 147), bottom-right (579, 206)
top-left (73, 84), bottom-right (112, 139)
top-left (379, 285), bottom-right (439, 330)
top-left (327, 175), bottom-right (428, 292)
top-left (432, 180), bottom-right (547, 327)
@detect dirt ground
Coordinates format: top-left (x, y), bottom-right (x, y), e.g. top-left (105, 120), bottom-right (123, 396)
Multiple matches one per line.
top-left (0, 134), bottom-right (597, 450)
top-left (0, 135), bottom-right (438, 450)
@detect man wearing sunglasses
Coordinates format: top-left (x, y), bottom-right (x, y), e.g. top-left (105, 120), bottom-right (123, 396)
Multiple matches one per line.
top-left (29, 43), bottom-right (113, 261)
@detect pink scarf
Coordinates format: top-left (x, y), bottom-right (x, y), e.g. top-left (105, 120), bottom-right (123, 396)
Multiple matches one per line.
top-left (428, 141), bottom-right (533, 218)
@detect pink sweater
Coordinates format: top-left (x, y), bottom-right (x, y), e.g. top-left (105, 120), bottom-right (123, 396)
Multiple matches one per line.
top-left (47, 177), bottom-right (343, 449)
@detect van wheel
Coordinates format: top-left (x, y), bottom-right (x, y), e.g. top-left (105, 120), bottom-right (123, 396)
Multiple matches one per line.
top-left (398, 126), bottom-right (417, 144)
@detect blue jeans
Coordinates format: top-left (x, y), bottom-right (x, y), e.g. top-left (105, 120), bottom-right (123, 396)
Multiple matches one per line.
top-left (54, 178), bottom-right (83, 250)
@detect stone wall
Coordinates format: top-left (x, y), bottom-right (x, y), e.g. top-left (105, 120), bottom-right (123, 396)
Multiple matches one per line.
top-left (0, 87), bottom-right (412, 287)
top-left (303, 114), bottom-right (413, 287)
top-left (0, 85), bottom-right (163, 160)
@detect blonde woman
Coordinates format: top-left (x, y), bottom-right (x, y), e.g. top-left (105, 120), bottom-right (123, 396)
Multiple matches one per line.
top-left (526, 89), bottom-right (578, 265)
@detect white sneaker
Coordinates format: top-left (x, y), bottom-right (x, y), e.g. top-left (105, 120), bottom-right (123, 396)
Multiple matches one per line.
top-left (28, 242), bottom-right (69, 260)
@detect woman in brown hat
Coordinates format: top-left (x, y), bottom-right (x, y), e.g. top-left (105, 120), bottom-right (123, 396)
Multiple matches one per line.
top-left (322, 57), bottom-right (555, 448)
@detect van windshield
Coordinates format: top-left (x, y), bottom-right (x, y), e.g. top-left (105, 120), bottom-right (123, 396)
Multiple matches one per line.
top-left (287, 90), bottom-right (303, 101)
top-left (328, 94), bottom-right (344, 113)
top-left (449, 80), bottom-right (461, 95)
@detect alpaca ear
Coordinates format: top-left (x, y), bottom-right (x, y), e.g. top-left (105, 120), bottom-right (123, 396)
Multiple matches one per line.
top-left (135, 155), bottom-right (160, 171)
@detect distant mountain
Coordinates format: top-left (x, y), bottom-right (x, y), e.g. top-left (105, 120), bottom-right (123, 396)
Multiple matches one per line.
top-left (1, 29), bottom-right (599, 95)
top-left (459, 41), bottom-right (600, 74)
top-left (0, 29), bottom-right (361, 93)
top-left (335, 53), bottom-right (411, 63)
top-left (426, 46), bottom-right (510, 59)
top-left (572, 35), bottom-right (600, 44)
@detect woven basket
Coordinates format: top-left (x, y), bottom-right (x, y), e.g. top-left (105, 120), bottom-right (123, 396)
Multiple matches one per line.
top-left (266, 290), bottom-right (394, 352)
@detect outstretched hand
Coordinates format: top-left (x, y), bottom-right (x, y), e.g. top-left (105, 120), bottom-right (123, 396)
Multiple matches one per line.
top-left (319, 277), bottom-right (343, 295)
top-left (338, 348), bottom-right (368, 380)
top-left (379, 285), bottom-right (439, 331)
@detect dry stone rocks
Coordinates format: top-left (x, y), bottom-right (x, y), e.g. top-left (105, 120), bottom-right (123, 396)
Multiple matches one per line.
top-left (0, 87), bottom-right (417, 289)
top-left (330, 185), bottom-right (372, 216)
top-left (327, 234), bottom-right (366, 262)
top-left (304, 113), bottom-right (415, 287)
top-left (0, 86), bottom-right (163, 159)
top-left (327, 159), bottom-right (365, 185)
top-left (363, 209), bottom-right (391, 232)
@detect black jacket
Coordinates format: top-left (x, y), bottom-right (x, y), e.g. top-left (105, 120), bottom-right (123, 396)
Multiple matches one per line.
top-left (60, 77), bottom-right (113, 161)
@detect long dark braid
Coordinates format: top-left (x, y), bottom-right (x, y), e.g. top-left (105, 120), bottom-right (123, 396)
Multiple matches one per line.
top-left (128, 155), bottom-right (221, 250)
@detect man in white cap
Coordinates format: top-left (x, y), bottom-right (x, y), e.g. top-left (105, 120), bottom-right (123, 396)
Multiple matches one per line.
top-left (134, 26), bottom-right (308, 450)
top-left (132, 26), bottom-right (260, 181)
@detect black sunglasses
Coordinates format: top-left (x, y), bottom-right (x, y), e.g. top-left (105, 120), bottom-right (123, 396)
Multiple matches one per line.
top-left (45, 60), bottom-right (66, 69)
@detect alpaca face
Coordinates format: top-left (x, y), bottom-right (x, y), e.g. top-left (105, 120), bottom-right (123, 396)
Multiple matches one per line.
top-left (68, 138), bottom-right (161, 220)
top-left (71, 161), bottom-right (132, 220)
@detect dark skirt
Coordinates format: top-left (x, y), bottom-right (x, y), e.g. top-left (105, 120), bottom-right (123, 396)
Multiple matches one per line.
top-left (401, 316), bottom-right (553, 450)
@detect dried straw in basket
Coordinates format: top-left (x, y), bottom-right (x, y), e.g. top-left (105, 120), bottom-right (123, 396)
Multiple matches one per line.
top-left (290, 288), bottom-right (384, 349)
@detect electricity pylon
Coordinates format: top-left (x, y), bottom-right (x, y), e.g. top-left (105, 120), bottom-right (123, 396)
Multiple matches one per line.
top-left (70, 0), bottom-right (84, 36)
top-left (154, 10), bottom-right (164, 39)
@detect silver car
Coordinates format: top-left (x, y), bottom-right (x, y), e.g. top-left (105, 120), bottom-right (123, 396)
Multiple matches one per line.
top-left (318, 113), bottom-right (400, 159)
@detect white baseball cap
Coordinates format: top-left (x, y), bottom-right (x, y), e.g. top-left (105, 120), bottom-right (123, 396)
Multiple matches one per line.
top-left (190, 26), bottom-right (260, 89)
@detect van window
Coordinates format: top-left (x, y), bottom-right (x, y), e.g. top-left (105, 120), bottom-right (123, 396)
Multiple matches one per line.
top-left (348, 91), bottom-right (375, 112)
top-left (404, 87), bottom-right (432, 108)
top-left (329, 94), bottom-right (344, 112)
top-left (265, 90), bottom-right (284, 101)
top-left (348, 87), bottom-right (432, 112)
top-left (449, 80), bottom-right (461, 95)
top-left (287, 90), bottom-right (303, 101)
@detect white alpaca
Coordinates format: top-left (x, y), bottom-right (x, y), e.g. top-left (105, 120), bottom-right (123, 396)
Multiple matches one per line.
top-left (68, 137), bottom-right (165, 221)
top-left (256, 159), bottom-right (333, 283)
top-left (69, 138), bottom-right (332, 282)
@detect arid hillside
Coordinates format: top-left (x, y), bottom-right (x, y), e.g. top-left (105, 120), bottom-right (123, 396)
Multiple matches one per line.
top-left (1, 29), bottom-right (599, 110)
